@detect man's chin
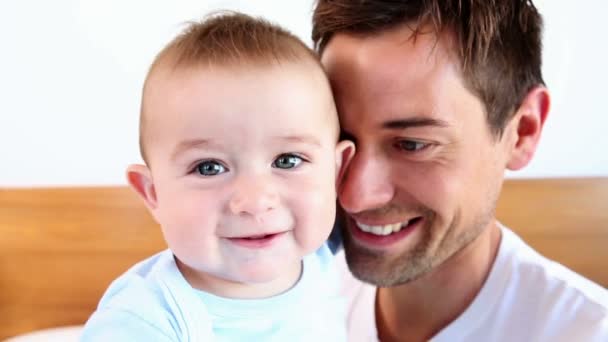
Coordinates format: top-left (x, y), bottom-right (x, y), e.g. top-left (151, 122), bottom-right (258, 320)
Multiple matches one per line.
top-left (343, 237), bottom-right (433, 287)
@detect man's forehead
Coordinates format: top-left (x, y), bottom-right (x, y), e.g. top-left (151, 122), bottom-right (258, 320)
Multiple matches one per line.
top-left (321, 26), bottom-right (471, 134)
top-left (324, 36), bottom-right (455, 102)
top-left (322, 23), bottom-right (458, 73)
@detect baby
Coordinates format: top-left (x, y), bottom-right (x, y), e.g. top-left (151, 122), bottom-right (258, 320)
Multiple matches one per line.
top-left (81, 12), bottom-right (354, 341)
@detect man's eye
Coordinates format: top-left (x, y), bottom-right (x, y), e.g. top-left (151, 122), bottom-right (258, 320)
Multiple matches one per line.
top-left (397, 140), bottom-right (428, 152)
top-left (273, 154), bottom-right (303, 169)
top-left (195, 161), bottom-right (226, 176)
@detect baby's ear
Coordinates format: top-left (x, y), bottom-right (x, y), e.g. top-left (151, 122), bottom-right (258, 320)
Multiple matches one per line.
top-left (335, 140), bottom-right (356, 191)
top-left (126, 164), bottom-right (159, 214)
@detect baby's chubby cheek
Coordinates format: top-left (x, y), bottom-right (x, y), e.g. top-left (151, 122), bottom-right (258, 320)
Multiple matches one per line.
top-left (290, 187), bottom-right (337, 252)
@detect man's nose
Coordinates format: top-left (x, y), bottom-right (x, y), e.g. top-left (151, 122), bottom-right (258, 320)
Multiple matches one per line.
top-left (338, 151), bottom-right (395, 214)
top-left (229, 174), bottom-right (279, 217)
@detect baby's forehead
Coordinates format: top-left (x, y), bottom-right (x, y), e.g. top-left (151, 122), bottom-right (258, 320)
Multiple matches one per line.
top-left (153, 56), bottom-right (326, 83)
top-left (145, 60), bottom-right (335, 115)
top-left (141, 61), bottom-right (339, 151)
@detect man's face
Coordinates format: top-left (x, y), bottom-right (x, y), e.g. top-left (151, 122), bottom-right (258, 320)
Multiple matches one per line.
top-left (322, 25), bottom-right (513, 286)
top-left (140, 62), bottom-right (347, 292)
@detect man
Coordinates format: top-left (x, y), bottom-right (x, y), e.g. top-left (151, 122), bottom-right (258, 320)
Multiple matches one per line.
top-left (313, 1), bottom-right (608, 341)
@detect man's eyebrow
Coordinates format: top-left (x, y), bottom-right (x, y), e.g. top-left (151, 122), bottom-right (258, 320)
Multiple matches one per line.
top-left (382, 118), bottom-right (450, 130)
top-left (171, 138), bottom-right (212, 161)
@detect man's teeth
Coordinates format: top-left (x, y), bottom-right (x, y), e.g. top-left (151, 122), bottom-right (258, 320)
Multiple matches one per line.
top-left (356, 222), bottom-right (407, 236)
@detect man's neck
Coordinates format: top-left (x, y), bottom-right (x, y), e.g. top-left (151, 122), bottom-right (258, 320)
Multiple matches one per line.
top-left (376, 221), bottom-right (502, 342)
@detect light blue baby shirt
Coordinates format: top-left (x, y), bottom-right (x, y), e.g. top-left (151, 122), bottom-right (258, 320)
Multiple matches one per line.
top-left (81, 245), bottom-right (346, 341)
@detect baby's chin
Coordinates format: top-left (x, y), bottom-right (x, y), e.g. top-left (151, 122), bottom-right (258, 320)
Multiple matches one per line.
top-left (235, 254), bottom-right (302, 282)
top-left (216, 257), bottom-right (304, 298)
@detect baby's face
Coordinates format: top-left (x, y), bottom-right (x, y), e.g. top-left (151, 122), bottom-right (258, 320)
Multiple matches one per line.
top-left (141, 62), bottom-right (350, 294)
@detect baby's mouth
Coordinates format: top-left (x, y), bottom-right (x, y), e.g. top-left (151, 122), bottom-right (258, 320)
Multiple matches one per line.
top-left (226, 231), bottom-right (288, 248)
top-left (241, 233), bottom-right (279, 240)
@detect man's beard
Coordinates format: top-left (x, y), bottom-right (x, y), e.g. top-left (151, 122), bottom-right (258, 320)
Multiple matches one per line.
top-left (342, 206), bottom-right (494, 287)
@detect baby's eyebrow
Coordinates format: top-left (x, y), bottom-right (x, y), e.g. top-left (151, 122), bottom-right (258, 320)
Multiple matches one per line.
top-left (171, 138), bottom-right (214, 161)
top-left (274, 135), bottom-right (322, 147)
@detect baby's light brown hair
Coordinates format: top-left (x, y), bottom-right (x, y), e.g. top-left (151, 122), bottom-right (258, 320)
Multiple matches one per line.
top-left (139, 12), bottom-right (325, 164)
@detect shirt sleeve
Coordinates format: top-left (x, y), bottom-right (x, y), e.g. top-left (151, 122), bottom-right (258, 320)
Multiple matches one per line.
top-left (81, 309), bottom-right (178, 342)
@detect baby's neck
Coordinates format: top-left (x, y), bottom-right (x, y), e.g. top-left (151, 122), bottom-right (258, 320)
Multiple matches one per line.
top-left (176, 257), bottom-right (303, 299)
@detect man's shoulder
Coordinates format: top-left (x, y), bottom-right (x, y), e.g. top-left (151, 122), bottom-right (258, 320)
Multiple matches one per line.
top-left (502, 226), bottom-right (608, 309)
top-left (476, 226), bottom-right (608, 340)
top-left (507, 251), bottom-right (608, 338)
top-left (434, 226), bottom-right (608, 341)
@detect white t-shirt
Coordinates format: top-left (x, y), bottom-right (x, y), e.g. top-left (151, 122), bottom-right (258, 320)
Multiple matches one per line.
top-left (338, 225), bottom-right (608, 341)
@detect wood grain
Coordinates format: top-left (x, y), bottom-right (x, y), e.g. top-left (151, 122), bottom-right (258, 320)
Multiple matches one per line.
top-left (0, 178), bottom-right (606, 338)
top-left (496, 178), bottom-right (608, 288)
top-left (0, 187), bottom-right (166, 339)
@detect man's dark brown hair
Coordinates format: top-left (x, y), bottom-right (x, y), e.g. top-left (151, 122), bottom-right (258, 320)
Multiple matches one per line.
top-left (312, 0), bottom-right (545, 137)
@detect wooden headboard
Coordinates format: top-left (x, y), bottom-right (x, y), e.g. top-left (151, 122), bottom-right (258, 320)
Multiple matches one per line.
top-left (0, 187), bottom-right (166, 340)
top-left (1, 178), bottom-right (607, 339)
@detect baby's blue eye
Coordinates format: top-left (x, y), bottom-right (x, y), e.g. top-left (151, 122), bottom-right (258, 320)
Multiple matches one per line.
top-left (273, 154), bottom-right (303, 169)
top-left (196, 161), bottom-right (226, 176)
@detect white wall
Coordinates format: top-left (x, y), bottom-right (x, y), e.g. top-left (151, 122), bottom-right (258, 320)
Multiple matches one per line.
top-left (1, 0), bottom-right (606, 187)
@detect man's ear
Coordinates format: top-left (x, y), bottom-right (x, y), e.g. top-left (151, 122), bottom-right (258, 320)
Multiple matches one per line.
top-left (506, 86), bottom-right (550, 171)
top-left (335, 140), bottom-right (356, 191)
top-left (126, 164), bottom-right (159, 213)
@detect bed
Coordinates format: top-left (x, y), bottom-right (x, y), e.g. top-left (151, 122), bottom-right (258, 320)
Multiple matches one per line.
top-left (1, 178), bottom-right (607, 340)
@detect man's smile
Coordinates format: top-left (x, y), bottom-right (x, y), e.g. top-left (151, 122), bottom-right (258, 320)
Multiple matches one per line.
top-left (348, 216), bottom-right (424, 247)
